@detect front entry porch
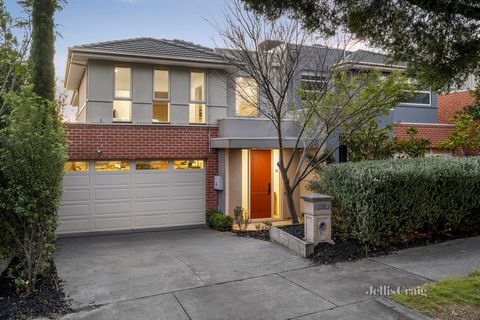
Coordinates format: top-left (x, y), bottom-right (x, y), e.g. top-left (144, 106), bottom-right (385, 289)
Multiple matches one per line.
top-left (222, 148), bottom-right (301, 222)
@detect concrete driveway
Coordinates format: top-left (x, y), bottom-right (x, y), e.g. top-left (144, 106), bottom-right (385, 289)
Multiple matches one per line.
top-left (56, 229), bottom-right (480, 320)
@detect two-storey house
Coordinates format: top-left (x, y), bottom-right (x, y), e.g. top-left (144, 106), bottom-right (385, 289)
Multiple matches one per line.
top-left (60, 38), bottom-right (438, 235)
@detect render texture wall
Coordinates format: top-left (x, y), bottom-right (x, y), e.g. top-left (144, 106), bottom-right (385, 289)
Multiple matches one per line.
top-left (84, 60), bottom-right (228, 125)
top-left (65, 123), bottom-right (219, 209)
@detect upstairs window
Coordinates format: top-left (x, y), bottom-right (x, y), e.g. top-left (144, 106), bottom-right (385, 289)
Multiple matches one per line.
top-left (300, 71), bottom-right (327, 92)
top-left (235, 77), bottom-right (258, 117)
top-left (154, 69), bottom-right (169, 99)
top-left (113, 66), bottom-right (132, 122)
top-left (114, 67), bottom-right (131, 98)
top-left (153, 69), bottom-right (170, 123)
top-left (189, 71), bottom-right (206, 123)
top-left (399, 91), bottom-right (431, 106)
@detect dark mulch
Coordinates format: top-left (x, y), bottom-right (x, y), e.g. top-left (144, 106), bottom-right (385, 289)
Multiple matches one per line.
top-left (312, 238), bottom-right (366, 264)
top-left (233, 230), bottom-right (270, 241)
top-left (278, 224), bottom-right (480, 265)
top-left (0, 261), bottom-right (72, 320)
top-left (279, 224), bottom-right (304, 239)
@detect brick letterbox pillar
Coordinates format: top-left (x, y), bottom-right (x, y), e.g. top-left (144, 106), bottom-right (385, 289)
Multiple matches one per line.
top-left (302, 194), bottom-right (334, 244)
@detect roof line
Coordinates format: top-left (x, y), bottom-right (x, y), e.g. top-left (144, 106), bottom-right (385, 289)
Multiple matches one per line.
top-left (69, 47), bottom-right (229, 65)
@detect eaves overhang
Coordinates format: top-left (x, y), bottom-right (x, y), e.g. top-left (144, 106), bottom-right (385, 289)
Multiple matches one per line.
top-left (211, 137), bottom-right (299, 149)
top-left (64, 48), bottom-right (230, 91)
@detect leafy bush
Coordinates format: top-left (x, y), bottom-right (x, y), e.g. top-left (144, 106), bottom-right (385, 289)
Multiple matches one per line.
top-left (311, 157), bottom-right (480, 249)
top-left (440, 113), bottom-right (480, 156)
top-left (0, 88), bottom-right (66, 294)
top-left (233, 206), bottom-right (250, 231)
top-left (465, 103), bottom-right (480, 120)
top-left (393, 127), bottom-right (430, 158)
top-left (206, 209), bottom-right (233, 231)
top-left (342, 120), bottom-right (394, 162)
top-left (464, 84), bottom-right (480, 120)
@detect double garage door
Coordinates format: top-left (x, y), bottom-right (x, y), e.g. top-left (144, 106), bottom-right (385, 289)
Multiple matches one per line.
top-left (58, 160), bottom-right (205, 234)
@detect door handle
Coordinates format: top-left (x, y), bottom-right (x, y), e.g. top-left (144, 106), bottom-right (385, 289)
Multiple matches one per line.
top-left (267, 183), bottom-right (271, 195)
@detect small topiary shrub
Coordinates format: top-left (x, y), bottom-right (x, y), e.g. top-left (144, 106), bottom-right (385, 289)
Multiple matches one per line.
top-left (311, 157), bottom-right (480, 250)
top-left (206, 209), bottom-right (233, 231)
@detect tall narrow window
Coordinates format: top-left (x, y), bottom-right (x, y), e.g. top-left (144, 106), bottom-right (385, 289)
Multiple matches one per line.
top-left (235, 77), bottom-right (258, 117)
top-left (153, 69), bottom-right (169, 122)
top-left (189, 71), bottom-right (206, 123)
top-left (113, 66), bottom-right (132, 122)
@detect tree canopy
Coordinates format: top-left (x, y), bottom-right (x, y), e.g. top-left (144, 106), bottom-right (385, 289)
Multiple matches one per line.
top-left (243, 0), bottom-right (480, 90)
top-left (31, 0), bottom-right (56, 100)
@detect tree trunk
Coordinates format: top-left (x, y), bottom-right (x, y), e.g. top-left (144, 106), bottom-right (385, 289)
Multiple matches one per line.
top-left (279, 167), bottom-right (299, 223)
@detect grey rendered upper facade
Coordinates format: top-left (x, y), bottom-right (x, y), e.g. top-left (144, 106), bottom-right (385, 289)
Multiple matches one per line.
top-left (65, 37), bottom-right (438, 130)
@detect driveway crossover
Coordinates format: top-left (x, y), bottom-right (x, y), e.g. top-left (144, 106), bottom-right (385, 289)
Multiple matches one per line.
top-left (55, 229), bottom-right (480, 320)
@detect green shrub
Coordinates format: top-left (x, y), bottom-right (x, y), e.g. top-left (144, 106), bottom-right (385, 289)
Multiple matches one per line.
top-left (206, 209), bottom-right (233, 231)
top-left (393, 127), bottom-right (430, 158)
top-left (0, 87), bottom-right (67, 294)
top-left (311, 157), bottom-right (480, 249)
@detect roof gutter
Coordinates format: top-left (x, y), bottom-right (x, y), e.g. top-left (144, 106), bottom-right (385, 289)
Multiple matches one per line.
top-left (335, 60), bottom-right (406, 71)
top-left (69, 47), bottom-right (230, 66)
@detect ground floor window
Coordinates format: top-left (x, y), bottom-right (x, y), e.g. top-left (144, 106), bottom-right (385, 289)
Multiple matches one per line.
top-left (95, 161), bottom-right (130, 171)
top-left (136, 160), bottom-right (168, 170)
top-left (173, 160), bottom-right (204, 170)
top-left (64, 161), bottom-right (89, 172)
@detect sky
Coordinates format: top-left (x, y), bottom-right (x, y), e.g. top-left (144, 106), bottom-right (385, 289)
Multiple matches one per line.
top-left (5, 0), bottom-right (227, 83)
top-left (4, 0), bottom-right (369, 121)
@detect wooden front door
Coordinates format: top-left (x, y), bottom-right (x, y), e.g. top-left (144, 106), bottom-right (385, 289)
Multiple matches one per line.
top-left (250, 150), bottom-right (272, 219)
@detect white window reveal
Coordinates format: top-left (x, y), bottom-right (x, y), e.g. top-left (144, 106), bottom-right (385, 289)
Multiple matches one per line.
top-left (189, 71), bottom-right (206, 123)
top-left (153, 69), bottom-right (170, 122)
top-left (113, 66), bottom-right (132, 122)
top-left (235, 77), bottom-right (258, 117)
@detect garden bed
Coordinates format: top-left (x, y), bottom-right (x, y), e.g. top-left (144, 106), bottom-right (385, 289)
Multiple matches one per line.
top-left (233, 230), bottom-right (270, 241)
top-left (269, 225), bottom-right (314, 257)
top-left (0, 260), bottom-right (72, 320)
top-left (278, 224), bottom-right (304, 240)
top-left (311, 230), bottom-right (480, 264)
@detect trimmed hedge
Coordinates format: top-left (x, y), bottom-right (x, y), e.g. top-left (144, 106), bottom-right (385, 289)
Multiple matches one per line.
top-left (206, 209), bottom-right (233, 231)
top-left (311, 157), bottom-right (480, 247)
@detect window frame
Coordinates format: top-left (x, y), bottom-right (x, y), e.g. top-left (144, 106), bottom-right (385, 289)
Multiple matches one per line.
top-left (64, 161), bottom-right (89, 172)
top-left (95, 160), bottom-right (131, 171)
top-left (235, 76), bottom-right (259, 117)
top-left (152, 67), bottom-right (170, 123)
top-left (135, 160), bottom-right (169, 170)
top-left (300, 70), bottom-right (327, 93)
top-left (398, 90), bottom-right (432, 106)
top-left (113, 65), bottom-right (132, 122)
top-left (113, 65), bottom-right (132, 100)
top-left (189, 71), bottom-right (207, 124)
top-left (173, 159), bottom-right (204, 170)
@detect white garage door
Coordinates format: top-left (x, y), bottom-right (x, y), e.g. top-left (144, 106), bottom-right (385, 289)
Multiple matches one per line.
top-left (58, 160), bottom-right (205, 234)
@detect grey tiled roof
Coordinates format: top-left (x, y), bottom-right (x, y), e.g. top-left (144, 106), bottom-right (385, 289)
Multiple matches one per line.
top-left (72, 37), bottom-right (226, 63)
top-left (342, 50), bottom-right (406, 67)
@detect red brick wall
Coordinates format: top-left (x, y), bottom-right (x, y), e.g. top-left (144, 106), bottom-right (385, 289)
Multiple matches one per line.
top-left (394, 123), bottom-right (454, 148)
top-left (65, 123), bottom-right (218, 209)
top-left (438, 91), bottom-right (475, 123)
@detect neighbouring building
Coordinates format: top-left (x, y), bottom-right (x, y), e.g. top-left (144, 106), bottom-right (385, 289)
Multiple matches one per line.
top-left (60, 37), bottom-right (440, 235)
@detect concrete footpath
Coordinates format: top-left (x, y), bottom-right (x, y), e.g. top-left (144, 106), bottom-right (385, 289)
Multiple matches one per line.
top-left (54, 229), bottom-right (480, 320)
